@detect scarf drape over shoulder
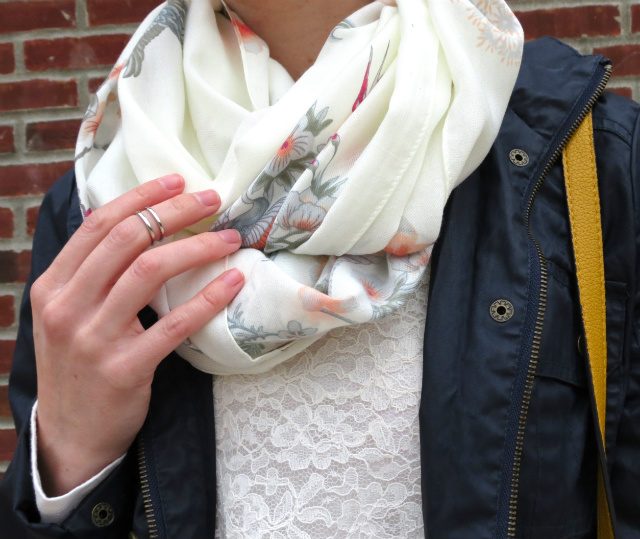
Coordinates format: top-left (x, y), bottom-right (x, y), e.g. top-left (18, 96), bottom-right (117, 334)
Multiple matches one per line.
top-left (75, 0), bottom-right (524, 374)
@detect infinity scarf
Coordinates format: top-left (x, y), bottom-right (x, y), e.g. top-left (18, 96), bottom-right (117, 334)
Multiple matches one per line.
top-left (75, 0), bottom-right (523, 374)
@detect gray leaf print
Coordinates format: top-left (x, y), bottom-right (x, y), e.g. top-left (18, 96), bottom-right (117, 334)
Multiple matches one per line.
top-left (123, 0), bottom-right (189, 78)
top-left (156, 0), bottom-right (188, 42)
top-left (74, 146), bottom-right (92, 161)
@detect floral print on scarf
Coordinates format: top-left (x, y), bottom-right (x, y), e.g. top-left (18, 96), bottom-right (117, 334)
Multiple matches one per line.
top-left (75, 0), bottom-right (523, 374)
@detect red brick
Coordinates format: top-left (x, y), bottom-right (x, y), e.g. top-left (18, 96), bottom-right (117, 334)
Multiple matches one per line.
top-left (0, 386), bottom-right (9, 419)
top-left (0, 43), bottom-right (14, 74)
top-left (26, 119), bottom-right (82, 152)
top-left (0, 208), bottom-right (14, 239)
top-left (515, 6), bottom-right (621, 41)
top-left (0, 79), bottom-right (77, 112)
top-left (27, 207), bottom-right (40, 237)
top-left (0, 162), bottom-right (70, 197)
top-left (0, 428), bottom-right (17, 461)
top-left (0, 341), bottom-right (16, 376)
top-left (594, 46), bottom-right (640, 78)
top-left (0, 251), bottom-right (31, 284)
top-left (0, 0), bottom-right (76, 34)
top-left (632, 5), bottom-right (640, 34)
top-left (89, 77), bottom-right (106, 94)
top-left (0, 126), bottom-right (14, 154)
top-left (0, 296), bottom-right (14, 327)
top-left (0, 162), bottom-right (72, 197)
top-left (88, 0), bottom-right (162, 26)
top-left (25, 35), bottom-right (131, 72)
top-left (607, 87), bottom-right (633, 100)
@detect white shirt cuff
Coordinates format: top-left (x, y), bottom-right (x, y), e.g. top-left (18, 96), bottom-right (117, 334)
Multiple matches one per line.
top-left (30, 401), bottom-right (126, 524)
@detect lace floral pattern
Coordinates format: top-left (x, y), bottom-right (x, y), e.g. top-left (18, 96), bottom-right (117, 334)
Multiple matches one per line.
top-left (213, 273), bottom-right (429, 539)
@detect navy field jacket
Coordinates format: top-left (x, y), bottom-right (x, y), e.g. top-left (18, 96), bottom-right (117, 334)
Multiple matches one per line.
top-left (1, 37), bottom-right (640, 539)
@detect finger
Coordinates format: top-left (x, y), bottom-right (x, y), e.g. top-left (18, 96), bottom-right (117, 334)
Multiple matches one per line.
top-left (133, 268), bottom-right (244, 368)
top-left (63, 190), bottom-right (222, 305)
top-left (43, 174), bottom-right (185, 288)
top-left (97, 229), bottom-right (242, 330)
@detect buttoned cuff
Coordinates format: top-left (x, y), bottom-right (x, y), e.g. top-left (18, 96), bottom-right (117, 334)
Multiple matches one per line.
top-left (30, 402), bottom-right (125, 524)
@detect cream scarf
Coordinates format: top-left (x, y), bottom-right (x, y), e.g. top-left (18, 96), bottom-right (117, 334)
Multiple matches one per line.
top-left (75, 0), bottom-right (523, 374)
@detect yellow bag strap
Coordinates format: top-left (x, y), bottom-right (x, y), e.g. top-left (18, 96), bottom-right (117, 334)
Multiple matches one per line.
top-left (562, 111), bottom-right (616, 539)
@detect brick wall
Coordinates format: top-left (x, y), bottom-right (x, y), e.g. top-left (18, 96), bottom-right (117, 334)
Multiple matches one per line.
top-left (0, 0), bottom-right (637, 477)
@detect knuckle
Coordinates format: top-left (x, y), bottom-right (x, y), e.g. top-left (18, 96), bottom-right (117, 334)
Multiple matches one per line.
top-left (70, 327), bottom-right (95, 356)
top-left (132, 183), bottom-right (152, 203)
top-left (162, 312), bottom-right (191, 341)
top-left (130, 254), bottom-right (162, 281)
top-left (40, 301), bottom-right (70, 337)
top-left (107, 219), bottom-right (140, 248)
top-left (201, 284), bottom-right (225, 309)
top-left (194, 233), bottom-right (215, 250)
top-left (99, 355), bottom-right (141, 389)
top-left (30, 278), bottom-right (51, 308)
top-left (169, 195), bottom-right (192, 214)
top-left (81, 209), bottom-right (109, 235)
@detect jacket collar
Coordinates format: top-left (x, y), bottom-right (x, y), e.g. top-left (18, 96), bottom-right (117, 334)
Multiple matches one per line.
top-left (509, 37), bottom-right (610, 154)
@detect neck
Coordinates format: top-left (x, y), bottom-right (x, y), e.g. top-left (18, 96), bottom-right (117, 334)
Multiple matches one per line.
top-left (224, 0), bottom-right (372, 80)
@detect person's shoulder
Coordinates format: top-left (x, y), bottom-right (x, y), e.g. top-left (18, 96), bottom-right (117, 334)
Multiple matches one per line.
top-left (523, 36), bottom-right (585, 64)
top-left (516, 37), bottom-right (608, 98)
top-left (43, 166), bottom-right (78, 209)
top-left (513, 37), bottom-right (640, 141)
top-left (592, 91), bottom-right (639, 148)
top-left (36, 167), bottom-right (82, 249)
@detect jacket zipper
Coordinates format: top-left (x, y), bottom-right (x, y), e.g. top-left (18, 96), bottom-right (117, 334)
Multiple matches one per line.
top-left (131, 62), bottom-right (613, 539)
top-left (137, 430), bottom-right (162, 539)
top-left (505, 62), bottom-right (612, 538)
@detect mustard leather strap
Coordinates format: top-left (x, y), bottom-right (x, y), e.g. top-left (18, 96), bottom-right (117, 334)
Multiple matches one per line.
top-left (562, 111), bottom-right (615, 539)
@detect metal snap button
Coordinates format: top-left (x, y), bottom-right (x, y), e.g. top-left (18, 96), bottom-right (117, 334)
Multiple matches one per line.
top-left (128, 532), bottom-right (139, 539)
top-left (509, 149), bottom-right (529, 167)
top-left (91, 502), bottom-right (115, 527)
top-left (577, 335), bottom-right (586, 357)
top-left (490, 299), bottom-right (514, 322)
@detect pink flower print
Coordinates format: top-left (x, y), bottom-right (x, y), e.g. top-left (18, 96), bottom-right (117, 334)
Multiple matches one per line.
top-left (279, 190), bottom-right (331, 235)
top-left (352, 48), bottom-right (373, 112)
top-left (81, 95), bottom-right (106, 137)
top-left (397, 248), bottom-right (433, 274)
top-left (413, 249), bottom-right (432, 268)
top-left (299, 286), bottom-right (357, 315)
top-left (247, 218), bottom-right (275, 250)
top-left (108, 63), bottom-right (124, 81)
top-left (361, 280), bottom-right (387, 303)
top-left (461, 0), bottom-right (523, 67)
top-left (81, 92), bottom-right (117, 137)
top-left (230, 13), bottom-right (266, 54)
top-left (266, 123), bottom-right (313, 177)
top-left (352, 44), bottom-right (390, 112)
top-left (384, 219), bottom-right (431, 256)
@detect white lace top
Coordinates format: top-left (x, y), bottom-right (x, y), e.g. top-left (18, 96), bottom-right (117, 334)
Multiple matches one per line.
top-left (32, 276), bottom-right (428, 535)
top-left (213, 276), bottom-right (428, 539)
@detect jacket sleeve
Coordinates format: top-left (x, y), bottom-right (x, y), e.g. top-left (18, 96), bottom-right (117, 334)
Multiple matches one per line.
top-left (0, 170), bottom-right (138, 539)
top-left (610, 97), bottom-right (640, 538)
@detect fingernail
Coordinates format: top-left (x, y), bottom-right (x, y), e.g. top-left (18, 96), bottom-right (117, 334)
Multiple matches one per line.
top-left (194, 190), bottom-right (220, 207)
top-left (159, 174), bottom-right (184, 190)
top-left (221, 268), bottom-right (244, 287)
top-left (217, 229), bottom-right (241, 244)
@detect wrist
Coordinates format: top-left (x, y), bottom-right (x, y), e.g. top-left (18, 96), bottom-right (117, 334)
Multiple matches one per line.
top-left (35, 409), bottom-right (127, 497)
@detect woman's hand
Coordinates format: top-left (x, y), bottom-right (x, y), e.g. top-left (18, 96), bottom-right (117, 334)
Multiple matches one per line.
top-left (31, 174), bottom-right (243, 497)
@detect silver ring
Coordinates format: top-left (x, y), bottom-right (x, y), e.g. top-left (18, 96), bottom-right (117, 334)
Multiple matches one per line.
top-left (144, 206), bottom-right (165, 241)
top-left (135, 211), bottom-right (156, 244)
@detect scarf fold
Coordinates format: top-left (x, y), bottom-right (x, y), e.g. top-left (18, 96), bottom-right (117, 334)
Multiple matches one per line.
top-left (75, 0), bottom-right (523, 374)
